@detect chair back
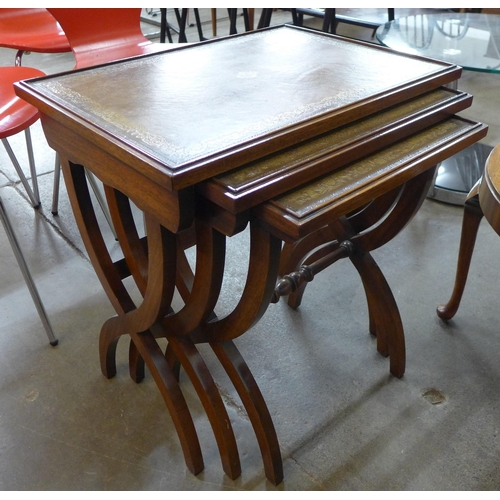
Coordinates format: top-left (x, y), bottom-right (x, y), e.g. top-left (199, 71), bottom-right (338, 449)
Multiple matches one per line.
top-left (47, 8), bottom-right (163, 68)
top-left (0, 8), bottom-right (70, 54)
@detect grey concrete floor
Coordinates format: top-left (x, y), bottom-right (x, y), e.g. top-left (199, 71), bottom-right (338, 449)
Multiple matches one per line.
top-left (1, 8), bottom-right (500, 491)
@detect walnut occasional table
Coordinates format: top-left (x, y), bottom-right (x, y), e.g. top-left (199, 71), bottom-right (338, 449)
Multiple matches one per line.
top-left (16, 25), bottom-right (487, 484)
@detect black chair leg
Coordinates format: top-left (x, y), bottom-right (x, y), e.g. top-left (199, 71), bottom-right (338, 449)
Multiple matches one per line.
top-left (228, 8), bottom-right (238, 35)
top-left (258, 8), bottom-right (273, 29)
top-left (160, 8), bottom-right (173, 43)
top-left (322, 8), bottom-right (337, 34)
top-left (193, 8), bottom-right (206, 41)
top-left (174, 8), bottom-right (188, 43)
top-left (242, 8), bottom-right (250, 32)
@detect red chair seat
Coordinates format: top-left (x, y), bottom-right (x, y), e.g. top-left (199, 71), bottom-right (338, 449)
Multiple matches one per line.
top-left (0, 66), bottom-right (45, 138)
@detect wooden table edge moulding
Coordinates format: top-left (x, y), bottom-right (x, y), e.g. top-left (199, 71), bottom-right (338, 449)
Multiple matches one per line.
top-left (15, 25), bottom-right (487, 485)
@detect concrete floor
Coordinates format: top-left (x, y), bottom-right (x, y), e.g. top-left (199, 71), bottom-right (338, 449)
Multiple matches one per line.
top-left (1, 8), bottom-right (500, 491)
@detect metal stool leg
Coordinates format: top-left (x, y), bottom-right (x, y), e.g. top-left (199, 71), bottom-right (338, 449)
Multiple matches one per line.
top-left (85, 169), bottom-right (117, 239)
top-left (1, 135), bottom-right (40, 208)
top-left (51, 153), bottom-right (61, 215)
top-left (0, 196), bottom-right (58, 346)
top-left (24, 128), bottom-right (40, 206)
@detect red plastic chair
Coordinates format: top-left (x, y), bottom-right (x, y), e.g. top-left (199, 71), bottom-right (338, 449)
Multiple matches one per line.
top-left (1, 66), bottom-right (46, 208)
top-left (48, 8), bottom-right (170, 216)
top-left (0, 8), bottom-right (71, 65)
top-left (0, 66), bottom-right (58, 345)
top-left (0, 8), bottom-right (71, 211)
top-left (47, 8), bottom-right (167, 69)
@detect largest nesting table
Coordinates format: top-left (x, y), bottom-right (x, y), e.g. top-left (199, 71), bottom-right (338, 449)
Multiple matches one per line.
top-left (16, 25), bottom-right (487, 485)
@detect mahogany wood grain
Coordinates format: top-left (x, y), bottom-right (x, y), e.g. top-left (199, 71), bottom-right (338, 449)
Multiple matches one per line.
top-left (436, 187), bottom-right (483, 320)
top-left (479, 144), bottom-right (500, 233)
top-left (260, 120), bottom-right (484, 377)
top-left (268, 118), bottom-right (482, 374)
top-left (202, 88), bottom-right (472, 213)
top-left (161, 334), bottom-right (241, 480)
top-left (14, 26), bottom-right (487, 484)
top-left (16, 26), bottom-right (464, 191)
top-left (256, 119), bottom-right (486, 242)
top-left (438, 144), bottom-right (500, 319)
top-left (211, 340), bottom-right (283, 485)
top-left (129, 329), bottom-right (204, 476)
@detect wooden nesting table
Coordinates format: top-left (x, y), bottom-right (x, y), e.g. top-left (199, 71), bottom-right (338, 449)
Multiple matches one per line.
top-left (16, 25), bottom-right (487, 485)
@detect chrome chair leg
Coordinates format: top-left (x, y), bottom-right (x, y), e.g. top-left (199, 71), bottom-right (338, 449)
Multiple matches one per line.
top-left (0, 197), bottom-right (58, 346)
top-left (24, 127), bottom-right (40, 205)
top-left (51, 153), bottom-right (61, 215)
top-left (85, 169), bottom-right (117, 239)
top-left (1, 135), bottom-right (40, 208)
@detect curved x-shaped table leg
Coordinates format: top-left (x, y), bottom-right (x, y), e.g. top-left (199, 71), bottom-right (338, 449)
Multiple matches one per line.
top-left (160, 218), bottom-right (283, 483)
top-left (62, 157), bottom-right (302, 484)
top-left (278, 168), bottom-right (436, 378)
top-left (61, 160), bottom-right (204, 475)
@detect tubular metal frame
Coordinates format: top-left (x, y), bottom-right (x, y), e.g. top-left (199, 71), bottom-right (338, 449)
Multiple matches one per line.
top-left (0, 196), bottom-right (58, 345)
top-left (1, 129), bottom-right (40, 208)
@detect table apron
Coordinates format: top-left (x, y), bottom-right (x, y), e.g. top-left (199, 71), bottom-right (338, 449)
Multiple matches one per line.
top-left (40, 113), bottom-right (195, 233)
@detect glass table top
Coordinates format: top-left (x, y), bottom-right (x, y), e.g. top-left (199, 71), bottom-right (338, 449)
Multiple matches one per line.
top-left (376, 13), bottom-right (500, 73)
